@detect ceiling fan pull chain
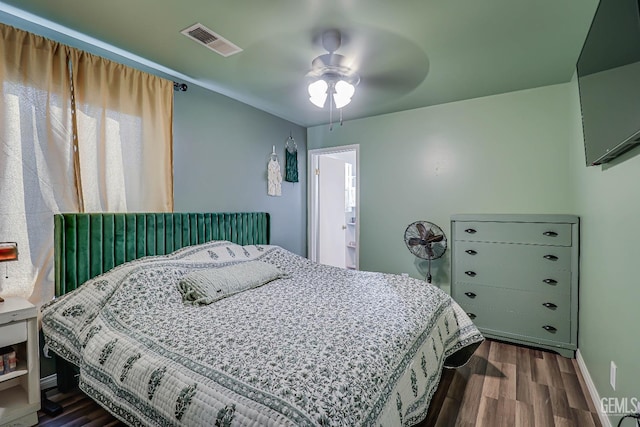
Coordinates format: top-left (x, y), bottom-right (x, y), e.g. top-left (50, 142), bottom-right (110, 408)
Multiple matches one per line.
top-left (329, 97), bottom-right (334, 131)
top-left (340, 108), bottom-right (344, 126)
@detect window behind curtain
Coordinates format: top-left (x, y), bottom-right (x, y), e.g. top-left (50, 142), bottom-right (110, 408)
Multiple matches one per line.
top-left (74, 109), bottom-right (141, 211)
top-left (0, 24), bottom-right (173, 307)
top-left (0, 27), bottom-right (77, 305)
top-left (71, 50), bottom-right (174, 213)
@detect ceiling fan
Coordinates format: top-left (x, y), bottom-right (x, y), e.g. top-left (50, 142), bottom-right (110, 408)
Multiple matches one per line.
top-left (306, 30), bottom-right (360, 107)
top-left (305, 30), bottom-right (360, 128)
top-left (301, 27), bottom-right (430, 127)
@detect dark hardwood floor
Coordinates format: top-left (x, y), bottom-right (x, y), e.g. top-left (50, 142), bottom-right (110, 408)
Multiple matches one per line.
top-left (37, 389), bottom-right (125, 427)
top-left (423, 339), bottom-right (602, 427)
top-left (37, 339), bottom-right (601, 426)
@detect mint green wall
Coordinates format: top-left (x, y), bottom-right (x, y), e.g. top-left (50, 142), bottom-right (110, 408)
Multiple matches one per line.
top-left (173, 84), bottom-right (307, 255)
top-left (567, 78), bottom-right (640, 425)
top-left (308, 84), bottom-right (576, 294)
top-left (310, 81), bottom-right (640, 424)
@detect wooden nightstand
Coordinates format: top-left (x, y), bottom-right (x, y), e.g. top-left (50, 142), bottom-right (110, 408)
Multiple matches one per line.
top-left (0, 297), bottom-right (40, 426)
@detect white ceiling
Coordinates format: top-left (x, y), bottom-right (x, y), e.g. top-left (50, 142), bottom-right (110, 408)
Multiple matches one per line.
top-left (0, 0), bottom-right (598, 127)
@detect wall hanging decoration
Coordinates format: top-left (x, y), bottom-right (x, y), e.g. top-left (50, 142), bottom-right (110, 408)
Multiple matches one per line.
top-left (267, 145), bottom-right (282, 196)
top-left (285, 134), bottom-right (299, 183)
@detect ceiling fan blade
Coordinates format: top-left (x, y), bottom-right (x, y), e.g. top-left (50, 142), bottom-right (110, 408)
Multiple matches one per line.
top-left (354, 34), bottom-right (429, 93)
top-left (235, 29), bottom-right (312, 86)
top-left (361, 73), bottom-right (425, 92)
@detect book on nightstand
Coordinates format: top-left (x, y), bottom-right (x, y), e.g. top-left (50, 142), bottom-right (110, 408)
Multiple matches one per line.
top-left (0, 345), bottom-right (17, 374)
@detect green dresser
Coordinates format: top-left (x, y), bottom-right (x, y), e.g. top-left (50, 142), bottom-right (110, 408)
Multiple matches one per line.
top-left (451, 214), bottom-right (579, 358)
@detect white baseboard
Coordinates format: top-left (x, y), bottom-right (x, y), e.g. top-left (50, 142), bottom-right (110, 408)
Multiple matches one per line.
top-left (576, 349), bottom-right (612, 427)
top-left (40, 373), bottom-right (57, 391)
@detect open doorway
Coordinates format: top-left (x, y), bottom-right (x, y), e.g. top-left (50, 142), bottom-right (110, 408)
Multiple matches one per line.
top-left (308, 145), bottom-right (359, 269)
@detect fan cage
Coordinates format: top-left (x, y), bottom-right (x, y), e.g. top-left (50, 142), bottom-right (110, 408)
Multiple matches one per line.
top-left (404, 221), bottom-right (447, 260)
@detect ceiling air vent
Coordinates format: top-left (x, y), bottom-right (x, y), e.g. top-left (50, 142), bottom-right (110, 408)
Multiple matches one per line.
top-left (180, 23), bottom-right (242, 57)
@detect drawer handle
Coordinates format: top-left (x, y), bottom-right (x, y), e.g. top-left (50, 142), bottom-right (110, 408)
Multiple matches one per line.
top-left (543, 278), bottom-right (558, 285)
top-left (542, 302), bottom-right (558, 309)
top-left (465, 249), bottom-right (477, 255)
top-left (464, 228), bottom-right (477, 234)
top-left (465, 271), bottom-right (477, 277)
top-left (542, 325), bottom-right (557, 333)
top-left (466, 312), bottom-right (477, 319)
top-left (543, 254), bottom-right (558, 261)
top-left (464, 292), bottom-right (477, 298)
top-left (543, 231), bottom-right (558, 237)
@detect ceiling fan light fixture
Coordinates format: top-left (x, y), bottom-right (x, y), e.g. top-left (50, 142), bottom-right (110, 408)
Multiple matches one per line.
top-left (308, 79), bottom-right (329, 108)
top-left (305, 30), bottom-right (361, 128)
top-left (333, 80), bottom-right (355, 109)
top-left (306, 69), bottom-right (359, 110)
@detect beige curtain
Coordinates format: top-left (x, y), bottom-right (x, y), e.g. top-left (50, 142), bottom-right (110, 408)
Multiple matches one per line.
top-left (0, 23), bottom-right (174, 307)
top-left (0, 25), bottom-right (78, 305)
top-left (70, 50), bottom-right (174, 212)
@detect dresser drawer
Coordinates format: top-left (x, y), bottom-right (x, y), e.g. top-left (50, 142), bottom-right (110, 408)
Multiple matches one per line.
top-left (452, 283), bottom-right (570, 328)
top-left (454, 284), bottom-right (570, 343)
top-left (459, 301), bottom-right (570, 344)
top-left (454, 242), bottom-right (572, 294)
top-left (0, 320), bottom-right (27, 347)
top-left (454, 221), bottom-right (572, 246)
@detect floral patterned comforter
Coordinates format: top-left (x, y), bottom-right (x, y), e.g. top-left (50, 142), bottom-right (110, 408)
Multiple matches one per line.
top-left (42, 241), bottom-right (483, 426)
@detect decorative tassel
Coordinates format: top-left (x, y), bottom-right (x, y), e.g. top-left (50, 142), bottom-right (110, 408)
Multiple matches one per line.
top-left (285, 134), bottom-right (298, 183)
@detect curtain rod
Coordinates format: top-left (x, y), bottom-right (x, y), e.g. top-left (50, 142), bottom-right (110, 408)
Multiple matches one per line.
top-left (173, 82), bottom-right (188, 92)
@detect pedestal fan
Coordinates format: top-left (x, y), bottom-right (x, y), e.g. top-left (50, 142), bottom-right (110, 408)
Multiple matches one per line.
top-left (404, 221), bottom-right (447, 283)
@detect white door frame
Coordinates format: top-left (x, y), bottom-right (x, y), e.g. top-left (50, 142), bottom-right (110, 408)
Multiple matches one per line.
top-left (308, 144), bottom-right (360, 269)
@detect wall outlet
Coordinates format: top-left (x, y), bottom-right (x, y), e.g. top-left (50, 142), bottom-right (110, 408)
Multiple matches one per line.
top-left (610, 361), bottom-right (617, 390)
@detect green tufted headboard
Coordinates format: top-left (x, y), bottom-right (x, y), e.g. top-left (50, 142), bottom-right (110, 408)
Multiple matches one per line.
top-left (54, 212), bottom-right (270, 296)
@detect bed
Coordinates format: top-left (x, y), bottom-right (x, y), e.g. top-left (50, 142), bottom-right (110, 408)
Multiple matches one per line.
top-left (42, 212), bottom-right (483, 426)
